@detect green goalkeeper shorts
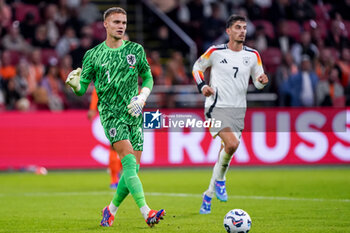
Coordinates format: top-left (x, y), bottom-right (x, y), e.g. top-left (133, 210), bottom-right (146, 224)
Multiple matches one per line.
top-left (100, 114), bottom-right (144, 151)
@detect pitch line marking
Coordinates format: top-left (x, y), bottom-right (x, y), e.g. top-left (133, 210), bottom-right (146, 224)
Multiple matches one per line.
top-left (146, 192), bottom-right (350, 203)
top-left (0, 191), bottom-right (349, 203)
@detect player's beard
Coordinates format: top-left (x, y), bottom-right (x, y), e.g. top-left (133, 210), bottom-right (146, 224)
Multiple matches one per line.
top-left (233, 34), bottom-right (245, 44)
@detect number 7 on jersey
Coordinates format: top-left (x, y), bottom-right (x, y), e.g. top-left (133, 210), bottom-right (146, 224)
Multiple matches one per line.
top-left (232, 67), bottom-right (239, 78)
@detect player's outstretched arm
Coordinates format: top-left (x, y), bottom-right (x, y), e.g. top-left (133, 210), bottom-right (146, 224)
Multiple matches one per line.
top-left (65, 68), bottom-right (90, 96)
top-left (66, 68), bottom-right (81, 91)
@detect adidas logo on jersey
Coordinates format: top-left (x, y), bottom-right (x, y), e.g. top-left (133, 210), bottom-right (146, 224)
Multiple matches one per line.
top-left (220, 59), bottom-right (228, 64)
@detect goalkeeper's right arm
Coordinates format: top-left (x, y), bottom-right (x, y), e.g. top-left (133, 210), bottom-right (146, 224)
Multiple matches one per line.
top-left (65, 68), bottom-right (89, 96)
top-left (66, 68), bottom-right (81, 91)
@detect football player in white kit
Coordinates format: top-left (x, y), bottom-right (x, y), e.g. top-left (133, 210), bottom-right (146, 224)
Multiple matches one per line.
top-left (192, 15), bottom-right (269, 214)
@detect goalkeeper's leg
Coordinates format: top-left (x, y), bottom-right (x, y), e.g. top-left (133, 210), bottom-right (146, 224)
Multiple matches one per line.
top-left (101, 163), bottom-right (139, 227)
top-left (112, 143), bottom-right (165, 227)
top-left (108, 164), bottom-right (140, 215)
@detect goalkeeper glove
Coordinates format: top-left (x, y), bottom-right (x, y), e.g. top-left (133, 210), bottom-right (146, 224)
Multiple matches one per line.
top-left (66, 68), bottom-right (82, 92)
top-left (127, 87), bottom-right (151, 117)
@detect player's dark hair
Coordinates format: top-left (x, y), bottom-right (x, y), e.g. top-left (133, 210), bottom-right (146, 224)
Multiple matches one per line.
top-left (226, 15), bottom-right (246, 28)
top-left (104, 7), bottom-right (127, 20)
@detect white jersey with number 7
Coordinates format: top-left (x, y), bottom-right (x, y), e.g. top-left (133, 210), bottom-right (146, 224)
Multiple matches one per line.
top-left (192, 44), bottom-right (265, 109)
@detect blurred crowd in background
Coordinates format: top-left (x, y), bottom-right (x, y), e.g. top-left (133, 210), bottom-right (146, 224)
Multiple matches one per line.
top-left (1, 0), bottom-right (350, 111)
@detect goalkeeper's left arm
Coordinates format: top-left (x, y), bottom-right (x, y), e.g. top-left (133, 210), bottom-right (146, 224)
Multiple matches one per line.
top-left (127, 70), bottom-right (154, 117)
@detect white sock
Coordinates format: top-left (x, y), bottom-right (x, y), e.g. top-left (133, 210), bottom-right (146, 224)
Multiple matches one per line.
top-left (216, 148), bottom-right (233, 180)
top-left (109, 201), bottom-right (118, 216)
top-left (206, 161), bottom-right (220, 198)
top-left (206, 147), bottom-right (233, 197)
top-left (140, 205), bottom-right (151, 220)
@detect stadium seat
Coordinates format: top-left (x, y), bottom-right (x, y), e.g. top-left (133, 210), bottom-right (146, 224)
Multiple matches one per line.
top-left (284, 20), bottom-right (301, 41)
top-left (303, 20), bottom-right (328, 39)
top-left (313, 4), bottom-right (331, 20)
top-left (92, 21), bottom-right (107, 42)
top-left (15, 3), bottom-right (40, 23)
top-left (8, 50), bottom-right (22, 66)
top-left (41, 49), bottom-right (58, 65)
top-left (252, 20), bottom-right (275, 39)
top-left (260, 48), bottom-right (282, 74)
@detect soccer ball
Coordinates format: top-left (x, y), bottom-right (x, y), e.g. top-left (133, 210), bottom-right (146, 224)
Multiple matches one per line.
top-left (223, 209), bottom-right (252, 233)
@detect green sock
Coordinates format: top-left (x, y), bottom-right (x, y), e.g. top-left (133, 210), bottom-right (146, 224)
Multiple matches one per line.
top-left (112, 164), bottom-right (140, 207)
top-left (119, 154), bottom-right (146, 208)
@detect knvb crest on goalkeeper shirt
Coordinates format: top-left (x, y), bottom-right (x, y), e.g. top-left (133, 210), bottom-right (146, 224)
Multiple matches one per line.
top-left (143, 110), bottom-right (162, 129)
top-left (126, 54), bottom-right (136, 69)
top-left (109, 128), bottom-right (116, 137)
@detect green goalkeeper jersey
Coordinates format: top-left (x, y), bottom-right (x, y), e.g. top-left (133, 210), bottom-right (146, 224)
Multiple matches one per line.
top-left (79, 40), bottom-right (152, 125)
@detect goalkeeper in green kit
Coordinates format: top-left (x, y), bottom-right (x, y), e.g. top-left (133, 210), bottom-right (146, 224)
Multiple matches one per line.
top-left (65, 7), bottom-right (165, 228)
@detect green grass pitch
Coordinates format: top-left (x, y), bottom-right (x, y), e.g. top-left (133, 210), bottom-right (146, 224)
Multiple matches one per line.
top-left (0, 167), bottom-right (350, 233)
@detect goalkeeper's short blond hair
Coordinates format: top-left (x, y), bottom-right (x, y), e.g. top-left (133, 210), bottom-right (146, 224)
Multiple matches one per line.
top-left (103, 7), bottom-right (127, 21)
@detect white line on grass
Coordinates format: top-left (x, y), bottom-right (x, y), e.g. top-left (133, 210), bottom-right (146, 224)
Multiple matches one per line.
top-left (146, 192), bottom-right (350, 203)
top-left (0, 191), bottom-right (349, 203)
